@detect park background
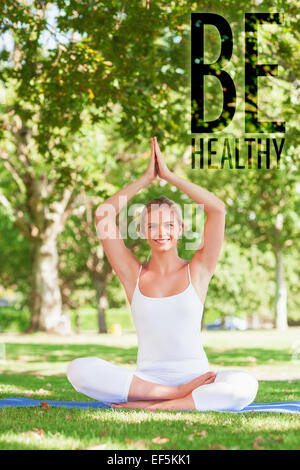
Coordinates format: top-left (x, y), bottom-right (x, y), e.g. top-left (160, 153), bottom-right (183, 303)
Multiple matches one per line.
top-left (0, 0), bottom-right (299, 451)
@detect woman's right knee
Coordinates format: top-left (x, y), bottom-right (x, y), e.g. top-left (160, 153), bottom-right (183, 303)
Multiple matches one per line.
top-left (216, 369), bottom-right (259, 410)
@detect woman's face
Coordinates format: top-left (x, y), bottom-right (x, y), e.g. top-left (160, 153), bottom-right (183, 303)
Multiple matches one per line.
top-left (142, 206), bottom-right (183, 251)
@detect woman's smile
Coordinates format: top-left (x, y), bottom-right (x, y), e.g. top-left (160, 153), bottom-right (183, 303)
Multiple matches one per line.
top-left (154, 238), bottom-right (171, 244)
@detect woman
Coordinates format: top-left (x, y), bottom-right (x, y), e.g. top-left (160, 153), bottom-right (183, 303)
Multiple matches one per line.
top-left (67, 137), bottom-right (258, 412)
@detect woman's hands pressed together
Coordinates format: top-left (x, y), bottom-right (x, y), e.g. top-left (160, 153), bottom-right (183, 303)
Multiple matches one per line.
top-left (144, 137), bottom-right (158, 184)
top-left (153, 136), bottom-right (172, 180)
top-left (144, 136), bottom-right (172, 184)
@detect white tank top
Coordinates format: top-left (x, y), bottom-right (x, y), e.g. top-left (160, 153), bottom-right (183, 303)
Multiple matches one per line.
top-left (131, 262), bottom-right (210, 375)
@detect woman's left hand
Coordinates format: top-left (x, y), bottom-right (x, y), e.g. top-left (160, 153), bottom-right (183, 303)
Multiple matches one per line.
top-left (153, 137), bottom-right (172, 180)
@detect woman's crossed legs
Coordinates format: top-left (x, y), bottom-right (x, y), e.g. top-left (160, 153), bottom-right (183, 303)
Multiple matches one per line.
top-left (67, 357), bottom-right (258, 412)
top-left (113, 369), bottom-right (258, 411)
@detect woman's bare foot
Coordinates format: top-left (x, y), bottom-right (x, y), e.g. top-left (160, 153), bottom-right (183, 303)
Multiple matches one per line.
top-left (147, 393), bottom-right (196, 412)
top-left (111, 399), bottom-right (169, 410)
top-left (177, 372), bottom-right (216, 398)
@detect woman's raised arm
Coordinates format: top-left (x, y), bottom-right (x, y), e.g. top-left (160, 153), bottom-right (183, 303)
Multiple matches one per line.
top-left (94, 138), bottom-right (157, 289)
top-left (154, 137), bottom-right (225, 214)
top-left (154, 137), bottom-right (226, 279)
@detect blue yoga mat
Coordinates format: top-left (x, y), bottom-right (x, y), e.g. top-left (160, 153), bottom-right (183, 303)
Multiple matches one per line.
top-left (0, 397), bottom-right (299, 413)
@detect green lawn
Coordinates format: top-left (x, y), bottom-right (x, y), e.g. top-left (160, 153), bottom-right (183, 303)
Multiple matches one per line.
top-left (0, 329), bottom-right (299, 450)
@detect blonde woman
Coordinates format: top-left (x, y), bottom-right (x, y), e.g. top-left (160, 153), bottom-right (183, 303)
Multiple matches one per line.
top-left (67, 137), bottom-right (258, 412)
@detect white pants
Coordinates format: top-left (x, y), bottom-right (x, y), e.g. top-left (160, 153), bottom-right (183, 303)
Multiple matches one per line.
top-left (66, 357), bottom-right (258, 411)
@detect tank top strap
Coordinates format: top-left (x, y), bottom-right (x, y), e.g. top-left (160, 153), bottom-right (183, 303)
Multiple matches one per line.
top-left (187, 262), bottom-right (191, 283)
top-left (136, 264), bottom-right (143, 286)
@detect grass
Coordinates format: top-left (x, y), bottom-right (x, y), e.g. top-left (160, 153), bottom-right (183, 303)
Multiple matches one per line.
top-left (0, 328), bottom-right (299, 450)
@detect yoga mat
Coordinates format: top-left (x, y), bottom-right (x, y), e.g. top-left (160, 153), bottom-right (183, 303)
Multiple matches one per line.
top-left (0, 397), bottom-right (299, 413)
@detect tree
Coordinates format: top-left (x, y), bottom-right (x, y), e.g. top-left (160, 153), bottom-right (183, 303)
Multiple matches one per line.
top-left (0, 1), bottom-right (193, 332)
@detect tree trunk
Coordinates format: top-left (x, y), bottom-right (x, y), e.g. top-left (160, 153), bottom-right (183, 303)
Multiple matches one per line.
top-left (75, 310), bottom-right (81, 334)
top-left (91, 274), bottom-right (108, 334)
top-left (98, 293), bottom-right (108, 334)
top-left (1, 60), bottom-right (76, 334)
top-left (27, 236), bottom-right (71, 334)
top-left (274, 247), bottom-right (288, 330)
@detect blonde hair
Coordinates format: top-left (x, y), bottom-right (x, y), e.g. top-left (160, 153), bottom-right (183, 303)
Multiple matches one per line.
top-left (138, 196), bottom-right (183, 237)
